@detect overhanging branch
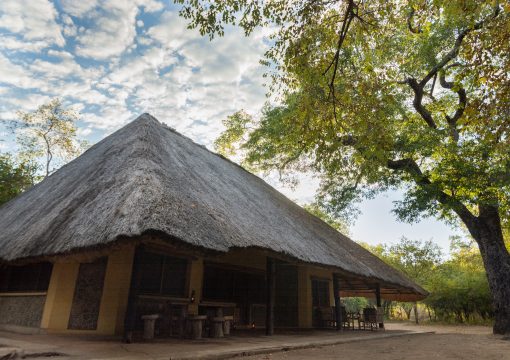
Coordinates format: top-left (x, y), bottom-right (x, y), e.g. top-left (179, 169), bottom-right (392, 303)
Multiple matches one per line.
top-left (401, 4), bottom-right (501, 132)
top-left (387, 158), bottom-right (477, 227)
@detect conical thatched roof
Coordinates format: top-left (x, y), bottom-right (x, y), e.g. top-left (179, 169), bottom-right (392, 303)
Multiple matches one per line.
top-left (0, 114), bottom-right (426, 299)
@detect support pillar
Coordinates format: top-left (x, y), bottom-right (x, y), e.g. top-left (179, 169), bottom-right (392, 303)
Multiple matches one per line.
top-left (123, 244), bottom-right (145, 343)
top-left (40, 261), bottom-right (80, 332)
top-left (187, 258), bottom-right (204, 316)
top-left (297, 266), bottom-right (312, 328)
top-left (266, 257), bottom-right (275, 336)
top-left (376, 283), bottom-right (383, 329)
top-left (333, 273), bottom-right (342, 331)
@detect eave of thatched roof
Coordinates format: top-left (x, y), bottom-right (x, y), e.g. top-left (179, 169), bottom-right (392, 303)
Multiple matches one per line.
top-left (0, 114), bottom-right (427, 300)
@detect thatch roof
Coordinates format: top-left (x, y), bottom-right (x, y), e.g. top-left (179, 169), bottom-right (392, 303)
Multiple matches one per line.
top-left (0, 114), bottom-right (426, 300)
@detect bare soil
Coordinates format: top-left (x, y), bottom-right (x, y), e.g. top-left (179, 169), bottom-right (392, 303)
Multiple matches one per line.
top-left (246, 323), bottom-right (510, 360)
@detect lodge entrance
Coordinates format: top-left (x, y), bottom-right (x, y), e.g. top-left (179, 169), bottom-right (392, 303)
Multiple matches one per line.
top-left (201, 263), bottom-right (266, 327)
top-left (311, 278), bottom-right (331, 328)
top-left (201, 260), bottom-right (298, 329)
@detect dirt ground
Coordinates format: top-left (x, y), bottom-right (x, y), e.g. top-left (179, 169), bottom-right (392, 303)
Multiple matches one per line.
top-left (247, 323), bottom-right (510, 360)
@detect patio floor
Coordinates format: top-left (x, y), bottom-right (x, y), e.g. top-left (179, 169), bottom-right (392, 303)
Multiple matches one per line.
top-left (0, 324), bottom-right (433, 360)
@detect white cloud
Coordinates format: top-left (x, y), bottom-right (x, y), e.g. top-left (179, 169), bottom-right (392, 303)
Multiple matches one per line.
top-left (61, 14), bottom-right (78, 37)
top-left (72, 0), bottom-right (164, 60)
top-left (0, 54), bottom-right (44, 89)
top-left (0, 3), bottom-right (269, 148)
top-left (60, 0), bottom-right (98, 17)
top-left (0, 36), bottom-right (49, 52)
top-left (146, 11), bottom-right (198, 50)
top-left (0, 0), bottom-right (65, 49)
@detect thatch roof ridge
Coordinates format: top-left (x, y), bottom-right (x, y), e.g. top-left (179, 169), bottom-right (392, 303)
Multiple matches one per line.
top-left (0, 113), bottom-right (426, 297)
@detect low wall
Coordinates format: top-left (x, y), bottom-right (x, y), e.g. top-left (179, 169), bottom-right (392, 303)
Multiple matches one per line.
top-left (0, 294), bottom-right (47, 328)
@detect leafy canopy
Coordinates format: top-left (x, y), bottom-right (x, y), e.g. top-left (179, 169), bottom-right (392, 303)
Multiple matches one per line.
top-left (363, 237), bottom-right (442, 286)
top-left (13, 98), bottom-right (83, 177)
top-left (0, 153), bottom-right (37, 206)
top-left (181, 0), bottom-right (510, 229)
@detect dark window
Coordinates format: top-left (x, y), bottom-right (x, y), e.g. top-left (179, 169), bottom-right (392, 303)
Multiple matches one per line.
top-left (203, 265), bottom-right (265, 303)
top-left (202, 266), bottom-right (234, 301)
top-left (139, 251), bottom-right (188, 297)
top-left (312, 279), bottom-right (330, 307)
top-left (0, 262), bottom-right (53, 293)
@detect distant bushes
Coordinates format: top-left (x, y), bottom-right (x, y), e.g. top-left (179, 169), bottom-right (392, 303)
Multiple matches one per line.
top-left (362, 236), bottom-right (494, 325)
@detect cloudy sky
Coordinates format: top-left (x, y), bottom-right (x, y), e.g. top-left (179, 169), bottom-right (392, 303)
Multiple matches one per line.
top-left (0, 0), bottom-right (462, 252)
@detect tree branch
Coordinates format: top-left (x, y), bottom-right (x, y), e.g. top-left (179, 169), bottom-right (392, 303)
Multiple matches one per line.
top-left (439, 70), bottom-right (466, 142)
top-left (401, 5), bottom-right (500, 132)
top-left (387, 158), bottom-right (477, 227)
top-left (405, 78), bottom-right (437, 129)
top-left (407, 8), bottom-right (422, 34)
top-left (419, 5), bottom-right (501, 87)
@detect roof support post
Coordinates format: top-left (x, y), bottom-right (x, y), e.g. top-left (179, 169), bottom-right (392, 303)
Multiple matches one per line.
top-left (333, 273), bottom-right (342, 331)
top-left (123, 244), bottom-right (145, 343)
top-left (375, 283), bottom-right (383, 329)
top-left (265, 257), bottom-right (275, 336)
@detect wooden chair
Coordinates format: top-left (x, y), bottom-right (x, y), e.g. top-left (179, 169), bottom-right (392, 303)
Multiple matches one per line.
top-left (339, 306), bottom-right (353, 329)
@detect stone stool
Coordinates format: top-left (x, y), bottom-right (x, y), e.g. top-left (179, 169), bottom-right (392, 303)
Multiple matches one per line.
top-left (210, 317), bottom-right (225, 338)
top-left (223, 315), bottom-right (234, 336)
top-left (187, 315), bottom-right (207, 340)
top-left (141, 314), bottom-right (160, 340)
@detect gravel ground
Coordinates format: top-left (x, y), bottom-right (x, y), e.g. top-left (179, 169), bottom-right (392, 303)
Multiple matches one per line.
top-left (246, 324), bottom-right (510, 360)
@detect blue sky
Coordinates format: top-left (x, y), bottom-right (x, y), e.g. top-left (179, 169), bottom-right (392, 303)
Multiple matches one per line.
top-left (0, 0), bottom-right (463, 252)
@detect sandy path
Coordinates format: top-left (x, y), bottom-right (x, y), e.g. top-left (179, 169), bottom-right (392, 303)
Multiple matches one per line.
top-left (246, 324), bottom-right (510, 360)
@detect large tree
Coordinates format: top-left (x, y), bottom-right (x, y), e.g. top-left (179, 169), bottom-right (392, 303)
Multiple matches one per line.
top-left (14, 98), bottom-right (82, 178)
top-left (177, 0), bottom-right (510, 334)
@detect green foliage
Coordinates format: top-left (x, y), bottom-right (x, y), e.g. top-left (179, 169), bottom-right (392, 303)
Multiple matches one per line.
top-left (302, 203), bottom-right (350, 236)
top-left (364, 236), bottom-right (492, 323)
top-left (183, 0), bottom-right (510, 330)
top-left (0, 153), bottom-right (37, 206)
top-left (424, 237), bottom-right (492, 322)
top-left (186, 1), bottom-right (510, 230)
top-left (13, 98), bottom-right (82, 177)
top-left (214, 110), bottom-right (252, 158)
top-left (342, 297), bottom-right (369, 313)
top-left (362, 237), bottom-right (442, 286)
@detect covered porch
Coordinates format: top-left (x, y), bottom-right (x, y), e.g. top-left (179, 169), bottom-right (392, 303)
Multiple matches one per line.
top-left (0, 236), bottom-right (424, 340)
top-left (120, 238), bottom-right (423, 342)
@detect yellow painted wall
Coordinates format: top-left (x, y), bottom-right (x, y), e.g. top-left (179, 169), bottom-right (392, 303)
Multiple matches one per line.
top-left (40, 243), bottom-right (338, 334)
top-left (297, 265), bottom-right (335, 328)
top-left (40, 244), bottom-right (135, 336)
top-left (98, 245), bottom-right (135, 335)
top-left (297, 265), bottom-right (312, 327)
top-left (187, 258), bottom-right (204, 315)
top-left (40, 261), bottom-right (80, 332)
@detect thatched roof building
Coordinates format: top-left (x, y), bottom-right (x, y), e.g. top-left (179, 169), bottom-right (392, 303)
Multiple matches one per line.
top-left (0, 114), bottom-right (426, 302)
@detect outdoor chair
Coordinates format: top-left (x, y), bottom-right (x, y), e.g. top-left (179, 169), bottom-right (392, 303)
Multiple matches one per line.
top-left (359, 307), bottom-right (378, 331)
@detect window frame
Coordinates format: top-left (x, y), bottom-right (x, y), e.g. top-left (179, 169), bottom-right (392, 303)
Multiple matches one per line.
top-left (0, 262), bottom-right (53, 294)
top-left (311, 277), bottom-right (331, 308)
top-left (138, 250), bottom-right (190, 298)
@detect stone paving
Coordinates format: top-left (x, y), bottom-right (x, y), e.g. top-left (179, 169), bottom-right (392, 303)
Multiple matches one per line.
top-left (0, 324), bottom-right (433, 360)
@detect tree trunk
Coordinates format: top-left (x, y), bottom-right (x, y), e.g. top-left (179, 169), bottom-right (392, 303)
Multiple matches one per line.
top-left (404, 306), bottom-right (412, 320)
top-left (426, 306), bottom-right (432, 321)
top-left (466, 206), bottom-right (510, 335)
top-left (414, 302), bottom-right (419, 324)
